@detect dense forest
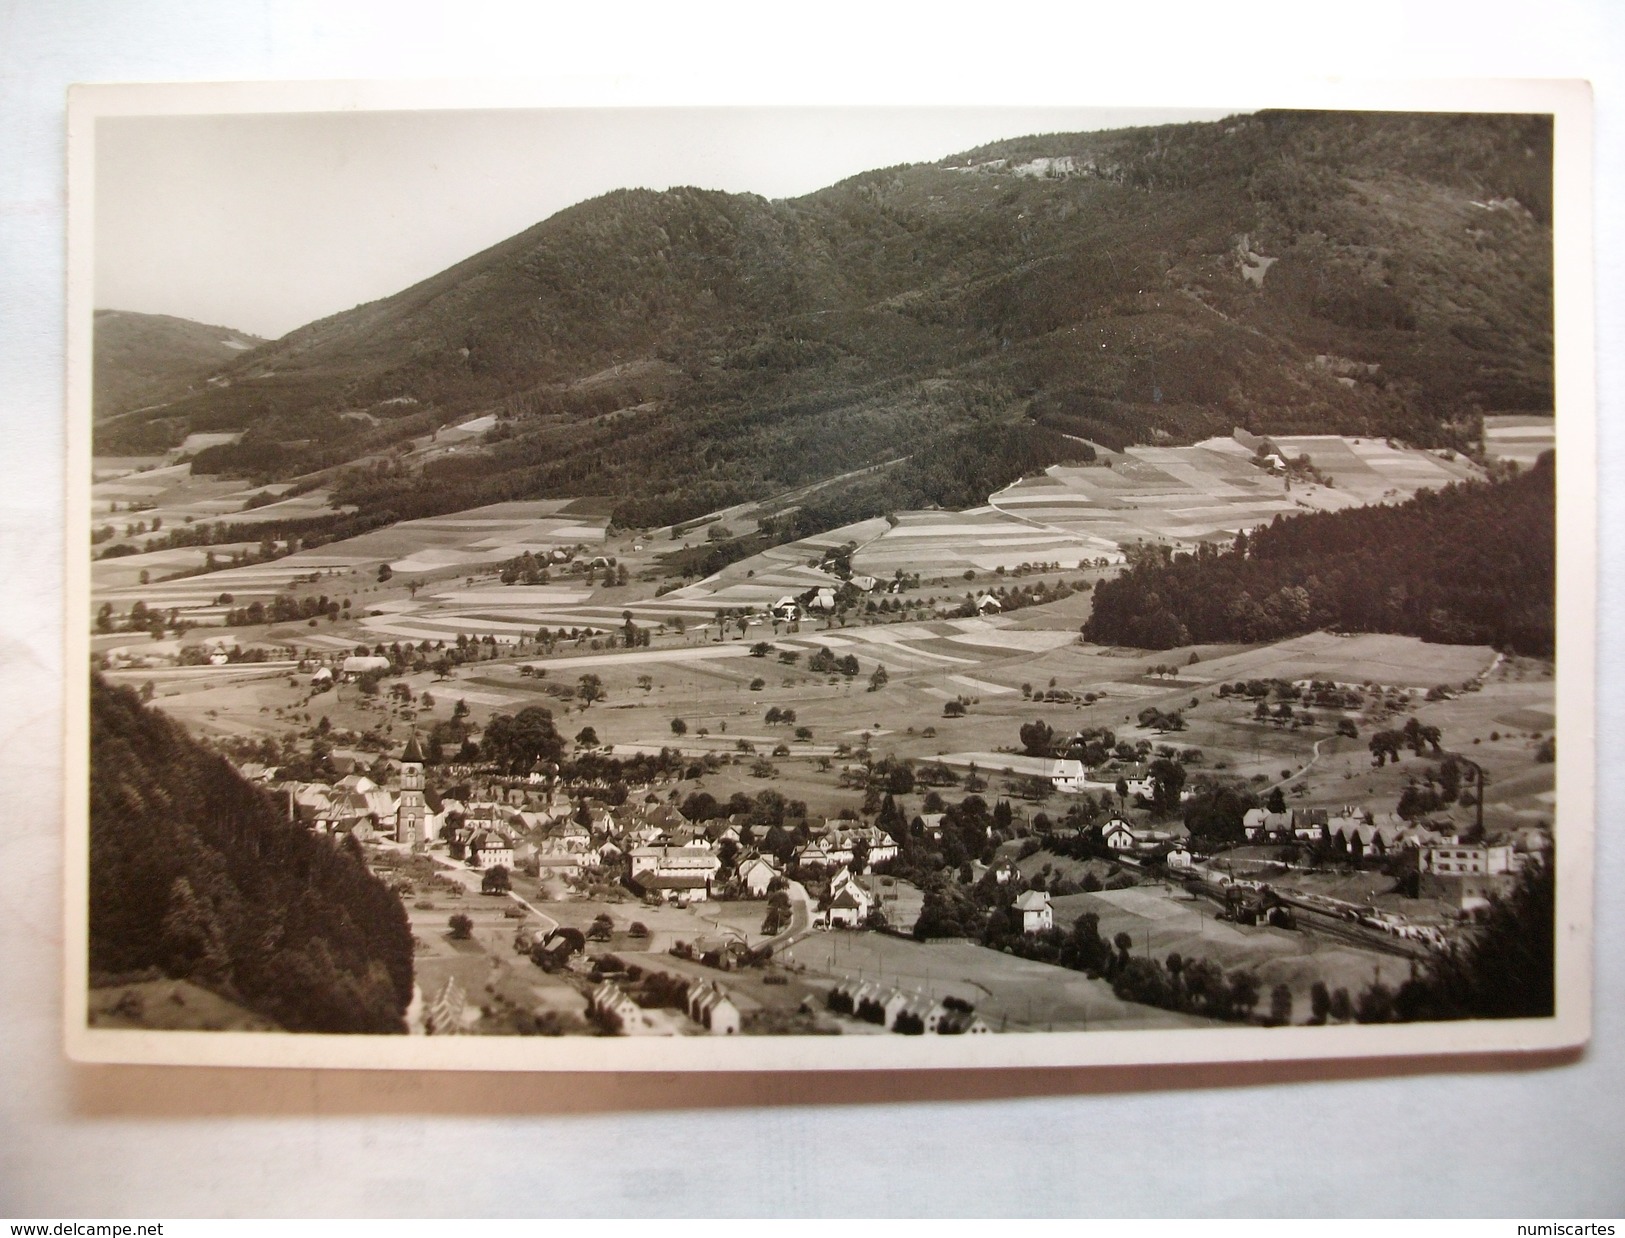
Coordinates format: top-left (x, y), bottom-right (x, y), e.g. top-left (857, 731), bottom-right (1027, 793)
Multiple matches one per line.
top-left (1083, 453), bottom-right (1555, 656)
top-left (98, 110), bottom-right (1552, 537)
top-left (89, 676), bottom-right (413, 1032)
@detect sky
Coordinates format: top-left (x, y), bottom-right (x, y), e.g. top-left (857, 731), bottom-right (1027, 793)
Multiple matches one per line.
top-left (93, 105), bottom-right (1233, 339)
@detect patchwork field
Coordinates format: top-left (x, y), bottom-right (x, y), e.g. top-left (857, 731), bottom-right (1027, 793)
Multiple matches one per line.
top-left (1483, 414), bottom-right (1556, 466)
top-left (990, 435), bottom-right (1481, 550)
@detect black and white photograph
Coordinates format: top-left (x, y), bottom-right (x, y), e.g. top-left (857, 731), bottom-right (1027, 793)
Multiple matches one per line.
top-left (65, 83), bottom-right (1593, 1070)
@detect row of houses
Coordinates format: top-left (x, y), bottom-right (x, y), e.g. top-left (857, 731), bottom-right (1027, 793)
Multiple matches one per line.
top-left (589, 978), bottom-right (741, 1035)
top-left (826, 980), bottom-right (991, 1035)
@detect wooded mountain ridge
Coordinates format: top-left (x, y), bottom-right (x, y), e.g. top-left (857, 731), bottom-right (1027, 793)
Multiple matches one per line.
top-left (95, 109), bottom-right (1553, 532)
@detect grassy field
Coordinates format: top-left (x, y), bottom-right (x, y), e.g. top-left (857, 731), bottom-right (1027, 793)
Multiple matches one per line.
top-left (1047, 884), bottom-right (1411, 1020)
top-left (779, 930), bottom-right (1210, 1032)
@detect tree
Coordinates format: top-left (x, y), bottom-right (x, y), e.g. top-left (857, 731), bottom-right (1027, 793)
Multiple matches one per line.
top-left (481, 866), bottom-right (511, 894)
top-left (158, 876), bottom-right (228, 982)
top-left (943, 700), bottom-right (967, 718)
top-left (637, 674), bottom-right (654, 694)
top-left (1268, 983), bottom-right (1293, 1027)
top-left (867, 665), bottom-right (889, 692)
top-left (1309, 981), bottom-right (1331, 1025)
top-left (1228, 970), bottom-right (1262, 1020)
top-left (575, 726), bottom-right (599, 749)
top-left (1392, 860), bottom-right (1555, 1020)
top-left (377, 563), bottom-right (393, 583)
top-left (1328, 988), bottom-right (1353, 1023)
top-left (670, 717), bottom-right (687, 736)
top-left (750, 641), bottom-right (773, 658)
top-left (576, 674), bottom-right (605, 706)
top-left (1148, 757), bottom-right (1186, 816)
top-left (481, 705), bottom-right (563, 775)
top-left (1266, 786), bottom-right (1287, 814)
top-left (1019, 720), bottom-right (1056, 757)
top-left (448, 913), bottom-right (474, 940)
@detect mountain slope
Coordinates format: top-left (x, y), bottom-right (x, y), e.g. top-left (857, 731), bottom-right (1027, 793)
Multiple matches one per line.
top-left (90, 675), bottom-right (414, 1033)
top-left (92, 309), bottom-right (264, 422)
top-left (95, 110), bottom-right (1553, 531)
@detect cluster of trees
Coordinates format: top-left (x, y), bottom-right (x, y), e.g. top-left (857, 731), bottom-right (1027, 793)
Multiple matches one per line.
top-left (1083, 456), bottom-right (1555, 656)
top-left (1369, 716), bottom-right (1444, 765)
top-left (985, 908), bottom-right (1281, 1023)
top-left (946, 576), bottom-right (1083, 620)
top-left (222, 593), bottom-right (343, 628)
top-left (90, 677), bottom-right (413, 1033)
top-left (807, 647), bottom-right (862, 677)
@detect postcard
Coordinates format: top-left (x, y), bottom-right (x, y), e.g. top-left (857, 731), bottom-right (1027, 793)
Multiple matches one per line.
top-left (64, 79), bottom-right (1594, 1070)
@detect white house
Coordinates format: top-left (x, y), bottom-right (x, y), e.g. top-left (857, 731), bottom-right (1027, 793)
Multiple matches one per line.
top-left (1242, 808), bottom-right (1292, 841)
top-left (1051, 758), bottom-right (1092, 793)
top-left (590, 981), bottom-right (643, 1033)
top-left (686, 980), bottom-right (741, 1034)
top-left (467, 831), bottom-right (514, 870)
top-left (826, 882), bottom-right (874, 929)
top-left (1013, 889), bottom-right (1053, 933)
top-left (1101, 818), bottom-right (1139, 851)
top-left (737, 855), bottom-right (780, 897)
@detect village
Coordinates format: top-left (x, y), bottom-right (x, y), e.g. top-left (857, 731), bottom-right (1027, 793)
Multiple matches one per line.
top-left (89, 428), bottom-right (1557, 1037)
top-left (198, 638), bottom-right (1548, 1038)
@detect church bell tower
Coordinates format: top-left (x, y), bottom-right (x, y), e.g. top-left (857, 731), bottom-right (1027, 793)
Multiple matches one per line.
top-left (397, 733), bottom-right (429, 846)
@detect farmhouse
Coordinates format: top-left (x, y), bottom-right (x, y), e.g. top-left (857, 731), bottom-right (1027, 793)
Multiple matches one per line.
top-left (826, 881), bottom-right (874, 928)
top-left (1051, 759), bottom-right (1091, 793)
top-left (1013, 889), bottom-right (1053, 933)
top-left (736, 855), bottom-right (780, 897)
top-left (340, 654), bottom-right (391, 681)
top-left (1242, 808), bottom-right (1292, 841)
top-left (912, 812), bottom-right (946, 840)
top-left (1291, 808), bottom-right (1330, 839)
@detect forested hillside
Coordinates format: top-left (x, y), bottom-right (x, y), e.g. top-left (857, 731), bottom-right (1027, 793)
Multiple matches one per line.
top-left (1083, 453), bottom-right (1555, 655)
top-left (97, 110), bottom-right (1552, 532)
top-left (93, 310), bottom-right (262, 421)
top-left (89, 676), bottom-right (413, 1032)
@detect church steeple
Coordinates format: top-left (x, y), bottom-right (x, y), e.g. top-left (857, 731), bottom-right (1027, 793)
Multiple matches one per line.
top-left (396, 733), bottom-right (428, 846)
